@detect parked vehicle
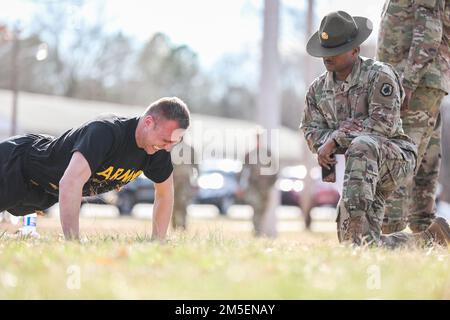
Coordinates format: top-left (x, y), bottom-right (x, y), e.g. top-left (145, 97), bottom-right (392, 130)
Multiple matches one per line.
top-left (276, 165), bottom-right (340, 208)
top-left (194, 158), bottom-right (242, 214)
top-left (116, 175), bottom-right (155, 215)
top-left (81, 176), bottom-right (155, 215)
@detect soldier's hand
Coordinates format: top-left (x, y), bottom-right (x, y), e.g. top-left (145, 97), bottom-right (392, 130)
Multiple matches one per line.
top-left (401, 88), bottom-right (413, 112)
top-left (339, 118), bottom-right (363, 133)
top-left (317, 139), bottom-right (337, 169)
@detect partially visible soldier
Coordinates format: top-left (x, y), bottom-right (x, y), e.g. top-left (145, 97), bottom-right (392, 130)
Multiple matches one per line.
top-left (239, 133), bottom-right (278, 237)
top-left (301, 11), bottom-right (450, 247)
top-left (171, 141), bottom-right (197, 230)
top-left (377, 0), bottom-right (450, 233)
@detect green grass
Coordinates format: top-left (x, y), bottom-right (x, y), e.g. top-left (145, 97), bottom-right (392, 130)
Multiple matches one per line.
top-left (0, 219), bottom-right (449, 299)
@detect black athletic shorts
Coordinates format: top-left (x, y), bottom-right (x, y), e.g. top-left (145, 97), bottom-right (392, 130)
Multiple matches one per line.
top-left (0, 135), bottom-right (58, 216)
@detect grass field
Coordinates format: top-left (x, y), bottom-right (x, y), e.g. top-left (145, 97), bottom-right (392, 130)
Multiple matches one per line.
top-left (0, 215), bottom-right (449, 299)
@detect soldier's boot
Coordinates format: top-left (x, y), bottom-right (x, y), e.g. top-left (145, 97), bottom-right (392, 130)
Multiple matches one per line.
top-left (409, 223), bottom-right (428, 233)
top-left (415, 217), bottom-right (450, 247)
top-left (408, 213), bottom-right (434, 233)
top-left (343, 216), bottom-right (364, 245)
top-left (382, 220), bottom-right (407, 234)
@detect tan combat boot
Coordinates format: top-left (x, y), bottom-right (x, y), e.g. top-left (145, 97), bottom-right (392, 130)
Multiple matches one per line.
top-left (423, 217), bottom-right (450, 247)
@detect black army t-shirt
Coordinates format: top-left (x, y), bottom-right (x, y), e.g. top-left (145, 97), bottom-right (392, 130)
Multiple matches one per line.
top-left (23, 116), bottom-right (173, 197)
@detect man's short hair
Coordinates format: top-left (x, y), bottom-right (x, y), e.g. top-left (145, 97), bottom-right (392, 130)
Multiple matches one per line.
top-left (144, 97), bottom-right (190, 129)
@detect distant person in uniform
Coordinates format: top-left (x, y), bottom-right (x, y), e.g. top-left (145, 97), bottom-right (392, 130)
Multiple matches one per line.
top-left (240, 132), bottom-right (278, 237)
top-left (301, 11), bottom-right (450, 247)
top-left (171, 141), bottom-right (198, 230)
top-left (0, 97), bottom-right (190, 241)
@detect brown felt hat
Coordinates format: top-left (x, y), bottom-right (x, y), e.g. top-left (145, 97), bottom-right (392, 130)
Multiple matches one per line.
top-left (306, 11), bottom-right (373, 58)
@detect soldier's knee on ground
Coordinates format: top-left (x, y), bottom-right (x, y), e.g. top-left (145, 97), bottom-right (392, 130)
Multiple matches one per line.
top-left (338, 211), bottom-right (371, 245)
top-left (338, 197), bottom-right (381, 245)
top-left (344, 216), bottom-right (367, 245)
top-left (336, 202), bottom-right (367, 243)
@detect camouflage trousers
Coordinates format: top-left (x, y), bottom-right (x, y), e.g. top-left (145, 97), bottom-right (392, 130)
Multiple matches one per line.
top-left (383, 87), bottom-right (446, 233)
top-left (336, 135), bottom-right (418, 247)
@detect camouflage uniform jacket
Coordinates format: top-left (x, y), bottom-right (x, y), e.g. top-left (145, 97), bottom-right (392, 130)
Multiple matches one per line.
top-left (377, 0), bottom-right (450, 93)
top-left (300, 57), bottom-right (418, 157)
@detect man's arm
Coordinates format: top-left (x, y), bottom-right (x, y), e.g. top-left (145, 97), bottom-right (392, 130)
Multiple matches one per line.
top-left (300, 87), bottom-right (337, 153)
top-left (152, 173), bottom-right (174, 241)
top-left (364, 71), bottom-right (402, 137)
top-left (59, 152), bottom-right (91, 240)
top-left (402, 0), bottom-right (443, 91)
top-left (301, 87), bottom-right (361, 153)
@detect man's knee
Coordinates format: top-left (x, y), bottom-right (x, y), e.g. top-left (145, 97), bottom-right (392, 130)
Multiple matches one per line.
top-left (346, 136), bottom-right (379, 159)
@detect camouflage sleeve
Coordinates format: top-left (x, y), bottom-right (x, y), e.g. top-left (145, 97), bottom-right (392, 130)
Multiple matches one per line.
top-left (402, 0), bottom-right (443, 90)
top-left (301, 87), bottom-right (357, 152)
top-left (300, 87), bottom-right (335, 153)
top-left (364, 71), bottom-right (402, 137)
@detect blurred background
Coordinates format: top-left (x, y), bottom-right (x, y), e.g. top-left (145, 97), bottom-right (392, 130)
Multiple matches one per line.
top-left (0, 0), bottom-right (448, 234)
top-left (0, 0), bottom-right (384, 132)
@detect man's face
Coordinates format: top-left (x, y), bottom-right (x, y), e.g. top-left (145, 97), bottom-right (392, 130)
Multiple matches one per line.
top-left (322, 49), bottom-right (356, 73)
top-left (141, 116), bottom-right (186, 155)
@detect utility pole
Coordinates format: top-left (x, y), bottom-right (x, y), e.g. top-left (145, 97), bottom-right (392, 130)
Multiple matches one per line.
top-left (258, 0), bottom-right (281, 132)
top-left (7, 25), bottom-right (47, 136)
top-left (257, 0), bottom-right (281, 238)
top-left (10, 26), bottom-right (20, 137)
top-left (300, 0), bottom-right (316, 230)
